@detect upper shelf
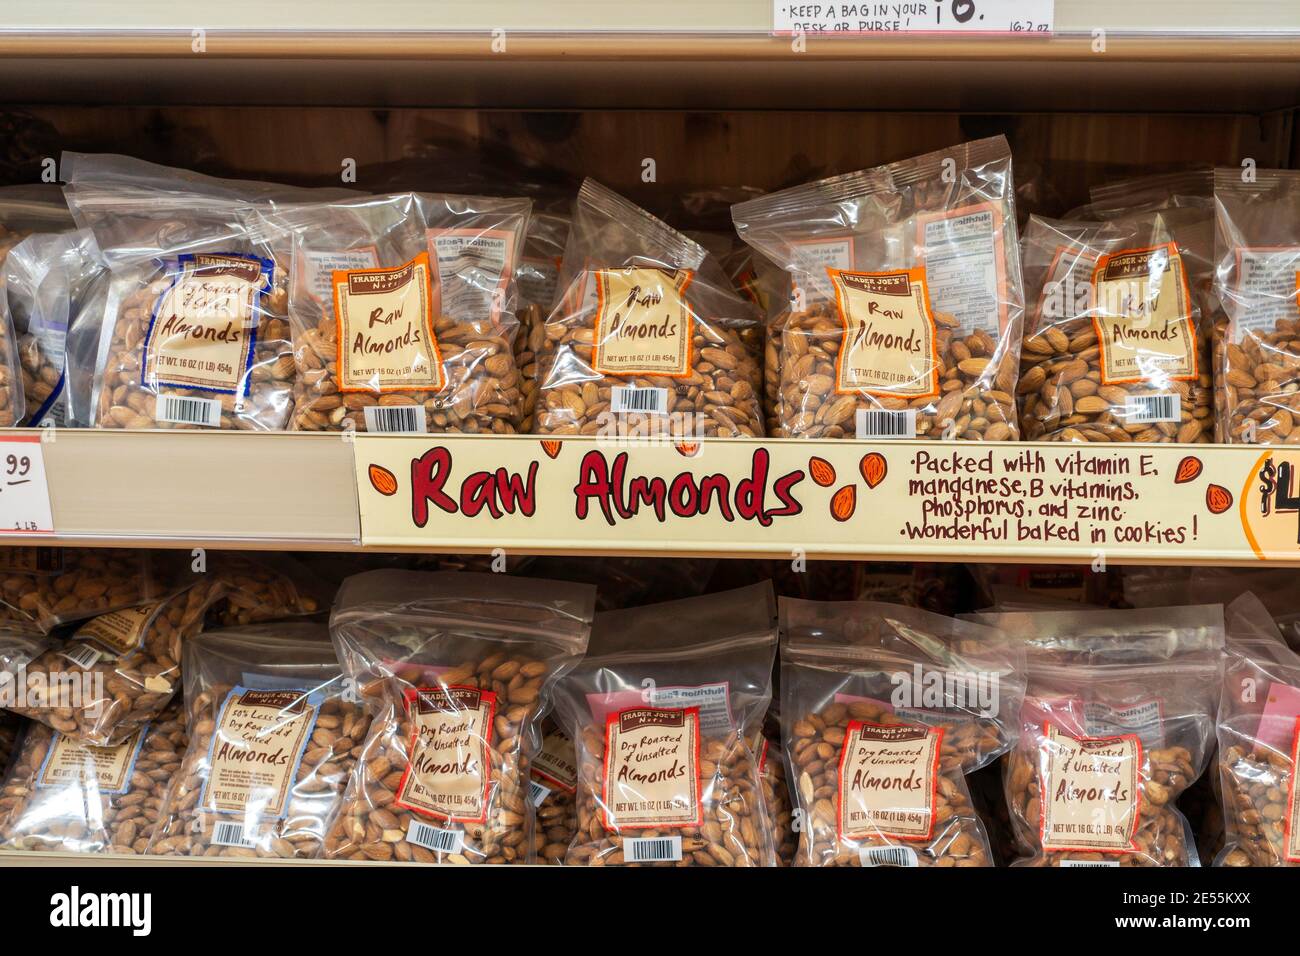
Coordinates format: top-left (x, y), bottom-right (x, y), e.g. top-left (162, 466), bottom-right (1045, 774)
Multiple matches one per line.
top-left (10, 429), bottom-right (1300, 568)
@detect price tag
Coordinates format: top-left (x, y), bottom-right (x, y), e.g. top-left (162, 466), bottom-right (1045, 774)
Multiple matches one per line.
top-left (773, 0), bottom-right (1054, 35)
top-left (0, 436), bottom-right (54, 534)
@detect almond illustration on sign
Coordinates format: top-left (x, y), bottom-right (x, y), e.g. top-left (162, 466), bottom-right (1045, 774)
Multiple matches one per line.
top-left (541, 439), bottom-right (563, 460)
top-left (368, 463), bottom-right (398, 497)
top-left (859, 452), bottom-right (887, 489)
top-left (1206, 484), bottom-right (1233, 515)
top-left (808, 456), bottom-right (836, 487)
top-left (830, 485), bottom-right (856, 522)
top-left (675, 441), bottom-right (701, 457)
top-left (1173, 455), bottom-right (1203, 485)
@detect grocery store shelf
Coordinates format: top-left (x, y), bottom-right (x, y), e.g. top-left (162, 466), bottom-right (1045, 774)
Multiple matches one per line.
top-left (9, 429), bottom-right (1300, 567)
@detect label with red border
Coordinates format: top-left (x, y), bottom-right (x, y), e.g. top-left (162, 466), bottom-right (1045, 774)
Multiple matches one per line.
top-left (602, 706), bottom-right (702, 830)
top-left (836, 721), bottom-right (944, 842)
top-left (829, 267), bottom-right (939, 399)
top-left (592, 268), bottom-right (694, 378)
top-left (1091, 242), bottom-right (1197, 384)
top-left (1286, 718), bottom-right (1300, 862)
top-left (333, 253), bottom-right (443, 394)
top-left (532, 725), bottom-right (577, 793)
top-left (396, 685), bottom-right (496, 824)
top-left (1039, 725), bottom-right (1142, 854)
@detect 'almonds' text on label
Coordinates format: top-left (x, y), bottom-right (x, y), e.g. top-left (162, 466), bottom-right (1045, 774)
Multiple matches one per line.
top-left (828, 267), bottom-right (939, 398)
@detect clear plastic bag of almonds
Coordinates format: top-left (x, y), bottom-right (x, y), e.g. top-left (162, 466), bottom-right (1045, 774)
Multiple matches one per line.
top-left (0, 547), bottom-right (171, 633)
top-left (0, 702), bottom-right (185, 854)
top-left (147, 622), bottom-right (368, 859)
top-left (1213, 168), bottom-right (1300, 444)
top-left (552, 583), bottom-right (778, 867)
top-left (535, 179), bottom-right (764, 439)
top-left (8, 573), bottom-right (225, 745)
top-left (975, 605), bottom-right (1223, 867)
top-left (5, 228), bottom-right (104, 427)
top-left (325, 570), bottom-right (595, 865)
top-left (781, 600), bottom-right (1024, 868)
top-left (1019, 211), bottom-right (1213, 444)
top-left (732, 136), bottom-right (1024, 441)
top-left (515, 210), bottom-right (570, 433)
top-left (62, 152), bottom-right (340, 431)
top-left (206, 552), bottom-right (325, 627)
top-left (259, 192), bottom-right (530, 434)
top-left (529, 715), bottom-right (578, 865)
top-left (753, 709), bottom-right (796, 865)
top-left (1215, 593), bottom-right (1300, 866)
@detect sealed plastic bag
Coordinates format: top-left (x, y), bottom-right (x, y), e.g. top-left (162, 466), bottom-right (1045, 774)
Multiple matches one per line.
top-left (554, 583), bottom-right (777, 867)
top-left (515, 211), bottom-right (570, 433)
top-left (63, 153), bottom-right (308, 430)
top-left (268, 192), bottom-right (530, 433)
top-left (1216, 593), bottom-right (1300, 866)
top-left (781, 600), bottom-right (1022, 867)
top-left (754, 714), bottom-right (796, 866)
top-left (0, 703), bottom-right (184, 854)
top-left (529, 716), bottom-right (578, 865)
top-left (535, 179), bottom-right (764, 439)
top-left (1213, 167), bottom-right (1300, 444)
top-left (980, 605), bottom-right (1222, 866)
top-left (1018, 211), bottom-right (1213, 443)
top-left (325, 570), bottom-right (594, 864)
top-left (0, 547), bottom-right (170, 634)
top-left (9, 574), bottom-right (224, 745)
top-left (148, 623), bottom-right (368, 858)
top-left (733, 137), bottom-right (1024, 441)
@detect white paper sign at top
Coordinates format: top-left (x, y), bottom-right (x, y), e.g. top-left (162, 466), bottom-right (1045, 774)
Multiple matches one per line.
top-left (0, 436), bottom-right (53, 534)
top-left (773, 1), bottom-right (1054, 35)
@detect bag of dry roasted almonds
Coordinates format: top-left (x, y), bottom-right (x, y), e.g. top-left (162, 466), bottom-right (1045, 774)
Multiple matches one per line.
top-left (325, 570), bottom-right (595, 864)
top-left (732, 136), bottom-right (1025, 441)
top-left (1213, 167), bottom-right (1300, 444)
top-left (976, 605), bottom-right (1222, 867)
top-left (147, 622), bottom-right (367, 859)
top-left (535, 179), bottom-right (764, 439)
top-left (0, 702), bottom-right (185, 854)
top-left (553, 583), bottom-right (778, 867)
top-left (529, 715), bottom-right (578, 865)
top-left (781, 600), bottom-right (1023, 867)
top-left (8, 574), bottom-right (225, 745)
top-left (1018, 209), bottom-right (1214, 443)
top-left (1216, 593), bottom-right (1300, 866)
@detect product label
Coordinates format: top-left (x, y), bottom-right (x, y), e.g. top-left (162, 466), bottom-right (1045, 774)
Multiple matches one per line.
top-left (74, 603), bottom-right (159, 658)
top-left (1231, 247), bottom-right (1300, 339)
top-left (395, 685), bottom-right (496, 824)
top-left (1035, 244), bottom-right (1099, 329)
top-left (1286, 718), bottom-right (1300, 862)
top-left (333, 253), bottom-right (443, 393)
top-left (37, 726), bottom-right (147, 794)
top-left (1039, 726), bottom-right (1142, 853)
top-left (428, 228), bottom-right (516, 323)
top-left (200, 687), bottom-right (321, 819)
top-left (828, 267), bottom-right (939, 399)
top-left (1091, 243), bottom-right (1197, 384)
top-left (836, 721), bottom-right (944, 842)
top-left (300, 248), bottom-right (379, 304)
top-left (592, 268), bottom-right (694, 378)
top-left (532, 726), bottom-right (577, 793)
top-left (918, 203), bottom-right (1008, 335)
top-left (143, 253), bottom-right (269, 397)
top-left (1083, 699), bottom-right (1166, 749)
top-left (602, 706), bottom-right (702, 830)
top-left (790, 236), bottom-right (855, 302)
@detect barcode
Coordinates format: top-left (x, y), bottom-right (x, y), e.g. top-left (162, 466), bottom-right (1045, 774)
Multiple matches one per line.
top-left (626, 836), bottom-right (682, 862)
top-left (58, 643), bottom-right (102, 670)
top-left (157, 393), bottom-right (222, 427)
top-left (529, 781), bottom-right (552, 807)
top-left (212, 822), bottom-right (256, 848)
top-left (1125, 393), bottom-right (1179, 424)
top-left (856, 409), bottom-right (916, 440)
top-left (363, 404), bottom-right (426, 433)
top-left (611, 386), bottom-right (668, 415)
top-left (407, 821), bottom-right (463, 854)
top-left (859, 845), bottom-right (918, 867)
top-left (1059, 859), bottom-right (1121, 867)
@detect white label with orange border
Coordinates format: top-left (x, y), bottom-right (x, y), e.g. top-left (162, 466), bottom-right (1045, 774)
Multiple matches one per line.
top-left (829, 267), bottom-right (939, 398)
top-left (428, 228), bottom-right (516, 324)
top-left (919, 203), bottom-right (1008, 335)
top-left (333, 253), bottom-right (443, 394)
top-left (1287, 718), bottom-right (1300, 863)
top-left (1038, 726), bottom-right (1142, 854)
top-left (396, 685), bottom-right (496, 824)
top-left (1231, 248), bottom-right (1300, 339)
top-left (602, 706), bottom-right (702, 830)
top-left (592, 268), bottom-right (694, 378)
top-left (1091, 243), bottom-right (1197, 384)
top-left (837, 721), bottom-right (944, 842)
